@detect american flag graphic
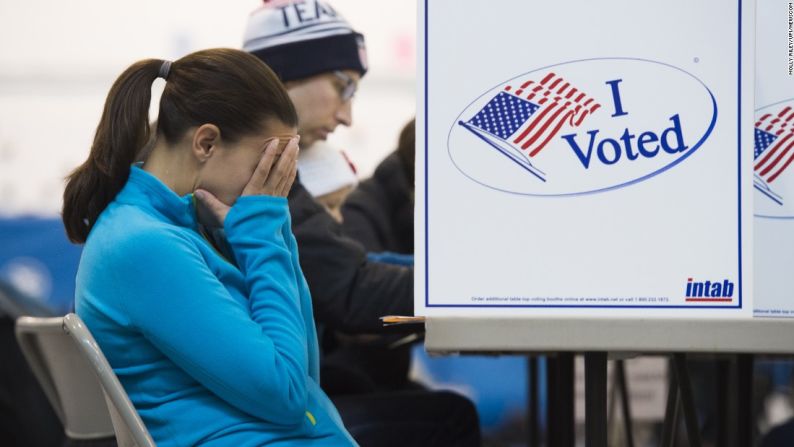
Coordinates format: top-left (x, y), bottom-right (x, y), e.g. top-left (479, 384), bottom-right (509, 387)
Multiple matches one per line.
top-left (459, 72), bottom-right (600, 181)
top-left (753, 106), bottom-right (794, 205)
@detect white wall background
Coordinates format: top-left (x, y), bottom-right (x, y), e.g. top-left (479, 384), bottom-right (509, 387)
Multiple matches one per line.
top-left (0, 0), bottom-right (417, 216)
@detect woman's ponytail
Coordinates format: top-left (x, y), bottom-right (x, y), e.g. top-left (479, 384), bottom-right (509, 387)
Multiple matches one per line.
top-left (62, 59), bottom-right (163, 243)
top-left (63, 49), bottom-right (298, 243)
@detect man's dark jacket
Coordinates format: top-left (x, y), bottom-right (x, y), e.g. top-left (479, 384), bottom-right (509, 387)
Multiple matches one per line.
top-left (287, 179), bottom-right (413, 333)
top-left (341, 152), bottom-right (414, 254)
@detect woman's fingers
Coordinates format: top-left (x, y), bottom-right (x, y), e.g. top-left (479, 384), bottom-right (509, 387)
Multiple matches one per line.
top-left (284, 157), bottom-right (298, 196)
top-left (242, 138), bottom-right (280, 197)
top-left (264, 137), bottom-right (299, 196)
top-left (240, 135), bottom-right (299, 198)
top-left (276, 156), bottom-right (298, 197)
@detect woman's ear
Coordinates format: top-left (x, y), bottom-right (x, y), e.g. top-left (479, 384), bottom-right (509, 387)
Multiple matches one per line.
top-left (191, 124), bottom-right (221, 163)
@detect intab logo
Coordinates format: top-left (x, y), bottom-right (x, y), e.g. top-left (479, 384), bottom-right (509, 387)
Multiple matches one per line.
top-left (447, 58), bottom-right (717, 197)
top-left (685, 278), bottom-right (734, 302)
top-left (753, 99), bottom-right (794, 218)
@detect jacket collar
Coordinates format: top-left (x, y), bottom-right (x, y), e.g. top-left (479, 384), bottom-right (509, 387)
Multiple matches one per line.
top-left (114, 165), bottom-right (198, 230)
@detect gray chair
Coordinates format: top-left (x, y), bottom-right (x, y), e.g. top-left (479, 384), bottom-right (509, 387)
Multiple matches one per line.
top-left (16, 314), bottom-right (155, 447)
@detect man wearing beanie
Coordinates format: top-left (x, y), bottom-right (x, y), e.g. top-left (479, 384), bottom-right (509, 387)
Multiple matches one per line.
top-left (244, 1), bottom-right (480, 445)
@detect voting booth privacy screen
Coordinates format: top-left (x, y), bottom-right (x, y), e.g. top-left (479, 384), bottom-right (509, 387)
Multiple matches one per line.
top-left (753, 0), bottom-right (794, 318)
top-left (416, 0), bottom-right (758, 317)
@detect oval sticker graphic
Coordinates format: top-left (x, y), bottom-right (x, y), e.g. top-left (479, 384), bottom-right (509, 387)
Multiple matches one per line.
top-left (753, 98), bottom-right (794, 219)
top-left (447, 58), bottom-right (717, 196)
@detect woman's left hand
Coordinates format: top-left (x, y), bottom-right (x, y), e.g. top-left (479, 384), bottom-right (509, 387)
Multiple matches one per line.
top-left (194, 136), bottom-right (299, 228)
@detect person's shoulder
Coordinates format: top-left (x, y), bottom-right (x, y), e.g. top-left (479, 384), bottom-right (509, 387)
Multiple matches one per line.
top-left (343, 176), bottom-right (382, 210)
top-left (375, 152), bottom-right (412, 192)
top-left (87, 204), bottom-right (196, 263)
top-left (374, 151), bottom-right (407, 180)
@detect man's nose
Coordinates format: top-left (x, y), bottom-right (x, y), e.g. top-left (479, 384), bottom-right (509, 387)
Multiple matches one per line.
top-left (335, 100), bottom-right (353, 127)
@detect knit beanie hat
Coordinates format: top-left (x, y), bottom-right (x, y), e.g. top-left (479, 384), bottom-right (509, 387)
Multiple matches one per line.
top-left (243, 0), bottom-right (368, 82)
top-left (297, 142), bottom-right (358, 197)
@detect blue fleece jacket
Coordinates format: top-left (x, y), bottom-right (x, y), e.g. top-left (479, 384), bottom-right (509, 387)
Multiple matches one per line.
top-left (75, 166), bottom-right (356, 446)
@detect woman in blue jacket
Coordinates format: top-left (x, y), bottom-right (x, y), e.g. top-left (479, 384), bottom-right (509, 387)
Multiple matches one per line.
top-left (62, 48), bottom-right (356, 446)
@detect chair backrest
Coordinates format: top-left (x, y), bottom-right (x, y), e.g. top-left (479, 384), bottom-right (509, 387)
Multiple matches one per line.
top-left (15, 316), bottom-right (115, 440)
top-left (62, 313), bottom-right (156, 447)
top-left (15, 314), bottom-right (156, 447)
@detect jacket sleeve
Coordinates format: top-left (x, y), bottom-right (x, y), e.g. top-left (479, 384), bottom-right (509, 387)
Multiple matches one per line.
top-left (281, 214), bottom-right (321, 381)
top-left (289, 184), bottom-right (413, 333)
top-left (110, 195), bottom-right (309, 426)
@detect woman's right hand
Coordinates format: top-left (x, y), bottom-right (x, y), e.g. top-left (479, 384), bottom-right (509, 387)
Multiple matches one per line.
top-left (195, 136), bottom-right (299, 227)
top-left (242, 135), bottom-right (299, 198)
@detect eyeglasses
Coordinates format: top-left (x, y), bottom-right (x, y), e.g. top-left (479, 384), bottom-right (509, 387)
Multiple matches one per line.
top-left (333, 70), bottom-right (358, 102)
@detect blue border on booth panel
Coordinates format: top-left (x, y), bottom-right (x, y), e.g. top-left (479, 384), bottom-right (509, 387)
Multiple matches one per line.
top-left (424, 0), bottom-right (744, 309)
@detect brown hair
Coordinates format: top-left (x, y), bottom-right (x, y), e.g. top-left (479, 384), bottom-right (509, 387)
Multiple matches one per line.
top-left (396, 118), bottom-right (415, 185)
top-left (62, 48), bottom-right (297, 243)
